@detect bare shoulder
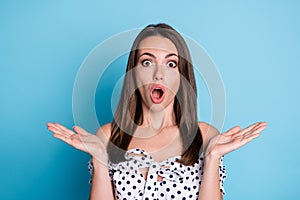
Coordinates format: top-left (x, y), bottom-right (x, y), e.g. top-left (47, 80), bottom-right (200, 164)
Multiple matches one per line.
top-left (95, 122), bottom-right (112, 139)
top-left (198, 122), bottom-right (220, 149)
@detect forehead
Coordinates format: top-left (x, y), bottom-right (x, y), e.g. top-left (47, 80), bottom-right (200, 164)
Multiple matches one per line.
top-left (138, 36), bottom-right (178, 55)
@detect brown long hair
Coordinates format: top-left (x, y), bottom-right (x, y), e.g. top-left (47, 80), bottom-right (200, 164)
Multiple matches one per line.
top-left (107, 23), bottom-right (203, 165)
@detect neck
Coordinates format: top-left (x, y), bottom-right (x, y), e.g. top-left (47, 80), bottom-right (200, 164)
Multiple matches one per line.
top-left (141, 102), bottom-right (176, 130)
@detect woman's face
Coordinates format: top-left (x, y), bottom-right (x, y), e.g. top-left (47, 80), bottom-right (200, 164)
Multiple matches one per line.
top-left (135, 36), bottom-right (180, 111)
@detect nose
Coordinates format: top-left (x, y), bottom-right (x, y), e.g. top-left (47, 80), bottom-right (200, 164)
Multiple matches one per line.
top-left (153, 65), bottom-right (164, 81)
top-left (154, 75), bottom-right (163, 81)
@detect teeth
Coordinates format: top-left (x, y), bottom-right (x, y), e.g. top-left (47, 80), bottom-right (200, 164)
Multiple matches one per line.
top-left (151, 86), bottom-right (165, 102)
top-left (151, 85), bottom-right (164, 94)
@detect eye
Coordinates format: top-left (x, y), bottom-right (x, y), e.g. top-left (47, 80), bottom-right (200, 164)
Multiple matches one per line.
top-left (167, 61), bottom-right (177, 68)
top-left (142, 59), bottom-right (152, 67)
top-left (142, 60), bottom-right (152, 67)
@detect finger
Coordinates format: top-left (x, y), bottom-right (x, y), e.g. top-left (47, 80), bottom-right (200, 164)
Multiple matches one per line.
top-left (245, 133), bottom-right (260, 141)
top-left (240, 122), bottom-right (261, 134)
top-left (53, 123), bottom-right (75, 136)
top-left (233, 122), bottom-right (264, 137)
top-left (48, 126), bottom-right (70, 137)
top-left (53, 133), bottom-right (73, 145)
top-left (244, 124), bottom-right (267, 139)
top-left (238, 132), bottom-right (261, 147)
top-left (231, 124), bottom-right (265, 144)
top-left (47, 125), bottom-right (72, 138)
top-left (73, 126), bottom-right (90, 136)
top-left (234, 124), bottom-right (267, 147)
top-left (47, 125), bottom-right (62, 134)
top-left (231, 133), bottom-right (260, 150)
top-left (48, 122), bottom-right (74, 136)
top-left (223, 126), bottom-right (241, 136)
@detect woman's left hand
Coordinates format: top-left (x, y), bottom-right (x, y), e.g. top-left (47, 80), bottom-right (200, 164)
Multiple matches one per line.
top-left (205, 122), bottom-right (267, 159)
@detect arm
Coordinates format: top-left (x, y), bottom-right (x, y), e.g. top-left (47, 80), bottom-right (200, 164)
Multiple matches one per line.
top-left (198, 123), bottom-right (223, 200)
top-left (89, 157), bottom-right (114, 200)
top-left (47, 122), bottom-right (115, 199)
top-left (198, 122), bottom-right (267, 200)
top-left (89, 123), bottom-right (115, 200)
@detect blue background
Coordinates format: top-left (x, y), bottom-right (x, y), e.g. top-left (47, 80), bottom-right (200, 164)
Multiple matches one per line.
top-left (1, 0), bottom-right (299, 199)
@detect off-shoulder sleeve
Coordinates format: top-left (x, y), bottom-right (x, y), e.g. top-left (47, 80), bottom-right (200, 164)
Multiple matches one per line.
top-left (87, 159), bottom-right (94, 184)
top-left (219, 156), bottom-right (226, 194)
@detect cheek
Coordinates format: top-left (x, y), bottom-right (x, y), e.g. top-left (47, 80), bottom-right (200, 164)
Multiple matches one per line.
top-left (135, 69), bottom-right (152, 87)
top-left (166, 73), bottom-right (181, 94)
top-left (135, 71), bottom-right (149, 97)
top-left (172, 79), bottom-right (181, 95)
top-left (137, 86), bottom-right (146, 99)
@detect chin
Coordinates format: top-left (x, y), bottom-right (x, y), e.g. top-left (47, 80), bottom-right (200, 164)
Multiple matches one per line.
top-left (149, 103), bottom-right (166, 112)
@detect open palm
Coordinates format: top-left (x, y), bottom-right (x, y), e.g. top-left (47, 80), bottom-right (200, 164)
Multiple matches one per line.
top-left (47, 122), bottom-right (108, 163)
top-left (206, 122), bottom-right (267, 158)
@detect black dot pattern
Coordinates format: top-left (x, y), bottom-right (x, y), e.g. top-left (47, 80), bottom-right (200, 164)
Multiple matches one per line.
top-left (88, 149), bottom-right (226, 199)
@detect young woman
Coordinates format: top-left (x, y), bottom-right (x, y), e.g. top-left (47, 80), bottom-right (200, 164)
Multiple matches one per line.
top-left (47, 23), bottom-right (267, 200)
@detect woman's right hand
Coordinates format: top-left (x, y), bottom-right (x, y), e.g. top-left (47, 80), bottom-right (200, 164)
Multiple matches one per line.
top-left (47, 122), bottom-right (108, 164)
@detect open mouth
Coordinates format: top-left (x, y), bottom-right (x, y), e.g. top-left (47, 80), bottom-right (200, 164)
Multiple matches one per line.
top-left (150, 85), bottom-right (165, 104)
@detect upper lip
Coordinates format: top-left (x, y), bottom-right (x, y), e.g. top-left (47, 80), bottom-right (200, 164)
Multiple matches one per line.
top-left (150, 84), bottom-right (166, 93)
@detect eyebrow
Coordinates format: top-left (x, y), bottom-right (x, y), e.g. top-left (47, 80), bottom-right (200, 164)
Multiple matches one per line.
top-left (138, 52), bottom-right (178, 59)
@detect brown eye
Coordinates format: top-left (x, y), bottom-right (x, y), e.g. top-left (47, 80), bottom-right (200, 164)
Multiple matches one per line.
top-left (167, 61), bottom-right (177, 68)
top-left (142, 60), bottom-right (152, 67)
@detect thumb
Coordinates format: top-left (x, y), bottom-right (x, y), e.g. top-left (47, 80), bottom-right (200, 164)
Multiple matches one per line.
top-left (224, 126), bottom-right (241, 135)
top-left (73, 126), bottom-right (90, 136)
